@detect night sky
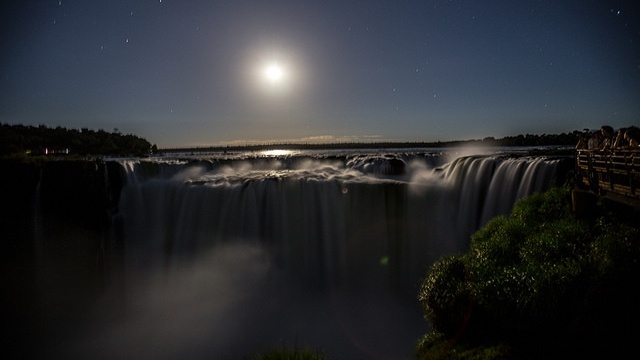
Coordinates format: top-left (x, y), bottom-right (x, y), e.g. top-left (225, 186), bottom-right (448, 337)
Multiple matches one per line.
top-left (2, 0), bottom-right (639, 148)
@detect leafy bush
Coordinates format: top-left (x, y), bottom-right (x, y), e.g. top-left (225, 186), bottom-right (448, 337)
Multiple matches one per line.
top-left (418, 255), bottom-right (474, 337)
top-left (418, 187), bottom-right (640, 358)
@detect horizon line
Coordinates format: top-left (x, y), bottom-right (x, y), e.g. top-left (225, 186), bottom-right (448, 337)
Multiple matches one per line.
top-left (157, 136), bottom-right (576, 152)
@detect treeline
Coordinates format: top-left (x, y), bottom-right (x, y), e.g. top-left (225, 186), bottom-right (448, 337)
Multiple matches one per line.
top-left (0, 123), bottom-right (154, 157)
top-left (1, 122), bottom-right (584, 157)
top-left (163, 131), bottom-right (582, 153)
top-left (478, 131), bottom-right (580, 147)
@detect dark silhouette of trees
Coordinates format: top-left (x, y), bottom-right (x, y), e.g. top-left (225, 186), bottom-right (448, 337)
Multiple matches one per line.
top-left (487, 131), bottom-right (583, 147)
top-left (1, 122), bottom-right (592, 157)
top-left (161, 131), bottom-right (583, 154)
top-left (0, 123), bottom-right (153, 157)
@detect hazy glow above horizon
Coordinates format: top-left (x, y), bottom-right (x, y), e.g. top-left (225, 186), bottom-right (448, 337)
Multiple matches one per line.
top-left (1, 0), bottom-right (638, 148)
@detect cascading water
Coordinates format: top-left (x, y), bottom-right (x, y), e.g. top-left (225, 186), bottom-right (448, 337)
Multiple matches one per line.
top-left (47, 150), bottom-right (566, 360)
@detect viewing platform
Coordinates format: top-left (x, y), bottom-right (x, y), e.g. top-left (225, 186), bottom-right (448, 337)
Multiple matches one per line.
top-left (575, 149), bottom-right (640, 209)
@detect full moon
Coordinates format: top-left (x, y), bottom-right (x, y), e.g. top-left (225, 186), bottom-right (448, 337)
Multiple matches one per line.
top-left (263, 63), bottom-right (285, 83)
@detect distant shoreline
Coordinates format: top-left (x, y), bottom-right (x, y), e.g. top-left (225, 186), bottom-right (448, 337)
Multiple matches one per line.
top-left (1, 122), bottom-right (581, 158)
top-left (158, 138), bottom-right (576, 154)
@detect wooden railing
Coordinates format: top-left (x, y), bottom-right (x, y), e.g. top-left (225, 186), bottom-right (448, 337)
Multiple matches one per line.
top-left (576, 149), bottom-right (640, 204)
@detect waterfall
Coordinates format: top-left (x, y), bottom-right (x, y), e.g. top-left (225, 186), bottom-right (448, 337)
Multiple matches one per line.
top-left (439, 155), bottom-right (561, 239)
top-left (115, 153), bottom-right (560, 282)
top-left (49, 151), bottom-right (565, 360)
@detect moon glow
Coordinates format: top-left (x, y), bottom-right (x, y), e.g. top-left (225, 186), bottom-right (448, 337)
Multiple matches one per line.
top-left (263, 63), bottom-right (285, 83)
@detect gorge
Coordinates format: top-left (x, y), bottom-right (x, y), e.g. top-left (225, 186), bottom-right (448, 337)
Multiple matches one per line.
top-left (1, 149), bottom-right (572, 359)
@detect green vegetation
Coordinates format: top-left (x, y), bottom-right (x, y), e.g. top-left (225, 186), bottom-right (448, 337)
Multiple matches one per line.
top-left (417, 187), bottom-right (640, 359)
top-left (0, 123), bottom-right (154, 157)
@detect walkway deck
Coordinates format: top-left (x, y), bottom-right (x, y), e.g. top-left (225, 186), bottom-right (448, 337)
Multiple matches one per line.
top-left (575, 149), bottom-right (640, 207)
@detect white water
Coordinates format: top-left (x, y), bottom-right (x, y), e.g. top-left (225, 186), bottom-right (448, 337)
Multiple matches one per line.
top-left (52, 149), bottom-right (564, 360)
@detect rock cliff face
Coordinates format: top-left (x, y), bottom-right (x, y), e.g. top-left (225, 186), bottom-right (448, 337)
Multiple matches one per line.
top-left (1, 159), bottom-right (124, 245)
top-left (0, 160), bottom-right (40, 249)
top-left (0, 159), bottom-right (125, 359)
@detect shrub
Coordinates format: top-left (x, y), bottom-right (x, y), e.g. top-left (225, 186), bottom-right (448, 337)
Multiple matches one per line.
top-left (418, 186), bottom-right (640, 358)
top-left (418, 255), bottom-right (474, 338)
